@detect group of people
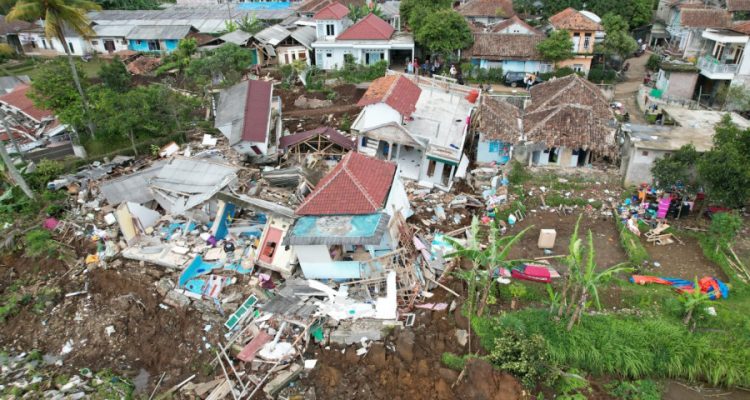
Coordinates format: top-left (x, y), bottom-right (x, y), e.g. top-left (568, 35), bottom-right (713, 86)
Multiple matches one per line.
top-left (405, 57), bottom-right (464, 84)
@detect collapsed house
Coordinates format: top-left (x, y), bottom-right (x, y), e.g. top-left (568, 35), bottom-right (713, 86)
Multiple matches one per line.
top-left (214, 79), bottom-right (283, 156)
top-left (0, 83), bottom-right (74, 160)
top-left (278, 126), bottom-right (355, 161)
top-left (474, 74), bottom-right (618, 167)
top-left (352, 73), bottom-right (477, 190)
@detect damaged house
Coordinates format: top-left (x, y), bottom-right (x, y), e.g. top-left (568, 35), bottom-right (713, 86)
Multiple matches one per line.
top-left (0, 83), bottom-right (73, 160)
top-left (352, 73), bottom-right (477, 190)
top-left (214, 79), bottom-right (282, 156)
top-left (251, 24), bottom-right (316, 66)
top-left (474, 74), bottom-right (617, 167)
top-left (283, 151), bottom-right (411, 280)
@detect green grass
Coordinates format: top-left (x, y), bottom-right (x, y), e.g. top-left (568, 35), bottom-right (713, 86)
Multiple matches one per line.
top-left (441, 352), bottom-right (470, 371)
top-left (615, 219), bottom-right (649, 266)
top-left (473, 308), bottom-right (750, 387)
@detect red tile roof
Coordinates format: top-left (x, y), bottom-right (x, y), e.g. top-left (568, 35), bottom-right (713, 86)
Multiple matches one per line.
top-left (313, 2), bottom-right (350, 20)
top-left (336, 13), bottom-right (394, 40)
top-left (357, 75), bottom-right (422, 117)
top-left (733, 20), bottom-right (750, 34)
top-left (728, 0), bottom-right (750, 11)
top-left (279, 126), bottom-right (355, 150)
top-left (549, 7), bottom-right (602, 31)
top-left (295, 152), bottom-right (396, 215)
top-left (0, 84), bottom-right (53, 122)
top-left (242, 80), bottom-right (273, 143)
top-left (491, 15), bottom-right (541, 34)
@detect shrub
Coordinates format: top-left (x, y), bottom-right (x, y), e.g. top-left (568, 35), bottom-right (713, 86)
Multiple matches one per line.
top-left (441, 352), bottom-right (467, 371)
top-left (616, 219), bottom-right (649, 266)
top-left (23, 229), bottom-right (60, 259)
top-left (540, 67), bottom-right (577, 81)
top-left (587, 67), bottom-right (616, 83)
top-left (508, 161), bottom-right (531, 185)
top-left (605, 380), bottom-right (662, 400)
top-left (708, 212), bottom-right (742, 247)
top-left (26, 159), bottom-right (64, 191)
top-left (488, 327), bottom-right (551, 388)
top-left (646, 54), bottom-right (661, 71)
top-left (0, 44), bottom-right (14, 62)
top-left (337, 56), bottom-right (387, 83)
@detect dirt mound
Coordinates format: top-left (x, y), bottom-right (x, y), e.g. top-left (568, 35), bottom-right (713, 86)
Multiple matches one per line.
top-left (455, 359), bottom-right (524, 400)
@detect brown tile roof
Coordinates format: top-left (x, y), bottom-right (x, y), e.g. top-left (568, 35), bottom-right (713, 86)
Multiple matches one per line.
top-left (295, 152), bottom-right (396, 215)
top-left (458, 0), bottom-right (515, 18)
top-left (527, 74), bottom-right (610, 118)
top-left (524, 74), bottom-right (615, 155)
top-left (549, 7), bottom-right (602, 31)
top-left (491, 15), bottom-right (541, 34)
top-left (679, 8), bottom-right (731, 28)
top-left (477, 96), bottom-right (522, 142)
top-left (297, 0), bottom-right (364, 14)
top-left (733, 20), bottom-right (750, 34)
top-left (466, 32), bottom-right (543, 60)
top-left (523, 104), bottom-right (616, 156)
top-left (727, 0), bottom-right (750, 10)
top-left (357, 75), bottom-right (422, 117)
top-left (0, 15), bottom-right (34, 36)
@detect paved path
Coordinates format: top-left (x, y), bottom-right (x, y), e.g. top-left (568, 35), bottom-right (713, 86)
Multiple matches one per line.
top-left (614, 52), bottom-right (650, 124)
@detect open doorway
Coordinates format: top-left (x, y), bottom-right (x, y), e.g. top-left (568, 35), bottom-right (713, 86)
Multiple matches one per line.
top-left (548, 147), bottom-right (559, 164)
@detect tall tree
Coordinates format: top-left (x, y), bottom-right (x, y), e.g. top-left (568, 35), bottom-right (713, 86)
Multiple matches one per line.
top-left (187, 43), bottom-right (254, 86)
top-left (348, 4), bottom-right (384, 22)
top-left (537, 29), bottom-right (574, 68)
top-left (414, 9), bottom-right (473, 57)
top-left (400, 0), bottom-right (450, 30)
top-left (28, 58), bottom-right (88, 131)
top-left (600, 13), bottom-right (638, 71)
top-left (7, 0), bottom-right (101, 137)
top-left (99, 56), bottom-right (131, 92)
top-left (237, 14), bottom-right (264, 34)
top-left (697, 115), bottom-right (750, 208)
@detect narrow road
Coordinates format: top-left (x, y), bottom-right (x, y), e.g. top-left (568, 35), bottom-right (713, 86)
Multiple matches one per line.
top-left (614, 51), bottom-right (650, 124)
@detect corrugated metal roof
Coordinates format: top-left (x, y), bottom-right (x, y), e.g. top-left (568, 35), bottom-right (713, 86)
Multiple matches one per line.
top-left (100, 162), bottom-right (166, 205)
top-left (88, 8), bottom-right (294, 33)
top-left (255, 24), bottom-right (291, 46)
top-left (215, 80), bottom-right (249, 145)
top-left (93, 24), bottom-right (134, 37)
top-left (127, 25), bottom-right (195, 40)
top-left (290, 25), bottom-right (316, 48)
top-left (218, 30), bottom-right (252, 45)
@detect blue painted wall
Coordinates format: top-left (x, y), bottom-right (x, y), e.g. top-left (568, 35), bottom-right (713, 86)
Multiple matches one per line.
top-left (129, 40), bottom-right (150, 52)
top-left (477, 135), bottom-right (511, 164)
top-left (164, 40), bottom-right (178, 52)
top-left (300, 261), bottom-right (373, 280)
top-left (475, 58), bottom-right (543, 73)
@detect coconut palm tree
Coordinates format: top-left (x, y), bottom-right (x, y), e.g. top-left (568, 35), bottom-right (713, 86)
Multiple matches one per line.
top-left (7, 0), bottom-right (101, 136)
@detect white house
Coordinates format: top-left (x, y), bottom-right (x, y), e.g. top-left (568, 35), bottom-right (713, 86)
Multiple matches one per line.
top-left (19, 26), bottom-right (91, 56)
top-left (90, 25), bottom-right (133, 54)
top-left (311, 1), bottom-right (414, 70)
top-left (351, 73), bottom-right (477, 191)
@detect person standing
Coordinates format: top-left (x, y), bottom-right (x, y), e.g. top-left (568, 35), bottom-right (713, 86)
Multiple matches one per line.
top-left (450, 64), bottom-right (457, 79)
top-left (407, 58), bottom-right (414, 74)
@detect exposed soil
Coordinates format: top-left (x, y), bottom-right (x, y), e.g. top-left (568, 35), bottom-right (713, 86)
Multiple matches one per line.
top-left (641, 233), bottom-right (727, 280)
top-left (299, 282), bottom-right (525, 400)
top-left (0, 255), bottom-right (221, 394)
top-left (507, 211), bottom-right (628, 270)
top-left (278, 83), bottom-right (365, 113)
top-left (278, 83), bottom-right (366, 133)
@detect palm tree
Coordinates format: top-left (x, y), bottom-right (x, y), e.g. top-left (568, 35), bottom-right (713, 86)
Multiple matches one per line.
top-left (7, 0), bottom-right (101, 137)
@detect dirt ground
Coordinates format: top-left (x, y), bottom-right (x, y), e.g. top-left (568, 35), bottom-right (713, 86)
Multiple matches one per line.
top-left (278, 83), bottom-right (366, 133)
top-left (642, 232), bottom-right (728, 280)
top-left (0, 253), bottom-right (221, 395)
top-left (299, 284), bottom-right (525, 400)
top-left (507, 211), bottom-right (628, 270)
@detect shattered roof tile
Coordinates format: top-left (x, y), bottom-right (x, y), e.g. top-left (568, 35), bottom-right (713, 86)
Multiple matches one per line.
top-left (0, 84), bottom-right (53, 122)
top-left (357, 75), bottom-right (422, 117)
top-left (295, 152), bottom-right (396, 215)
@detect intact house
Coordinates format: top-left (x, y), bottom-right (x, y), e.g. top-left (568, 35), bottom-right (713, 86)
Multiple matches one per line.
top-left (0, 16), bottom-right (34, 54)
top-left (18, 25), bottom-right (93, 56)
top-left (653, 59), bottom-right (700, 101)
top-left (90, 25), bottom-right (133, 54)
top-left (457, 0), bottom-right (515, 26)
top-left (351, 73), bottom-right (477, 190)
top-left (251, 24), bottom-right (316, 65)
top-left (474, 74), bottom-right (617, 168)
top-left (127, 25), bottom-right (198, 52)
top-left (310, 2), bottom-right (415, 70)
top-left (465, 17), bottom-right (551, 74)
top-left (215, 79), bottom-right (282, 156)
top-left (620, 107), bottom-right (750, 186)
top-left (282, 151), bottom-right (412, 280)
top-left (295, 0), bottom-right (402, 30)
top-left (662, 3), bottom-right (731, 59)
top-left (547, 7), bottom-right (604, 73)
top-left (0, 84), bottom-right (73, 160)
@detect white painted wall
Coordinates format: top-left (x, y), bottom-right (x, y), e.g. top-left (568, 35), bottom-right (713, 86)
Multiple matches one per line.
top-left (624, 146), bottom-right (671, 186)
top-left (494, 22), bottom-right (535, 34)
top-left (23, 32), bottom-right (91, 55)
top-left (89, 37), bottom-right (129, 54)
top-left (356, 103), bottom-right (401, 131)
top-left (385, 176), bottom-right (413, 219)
top-left (277, 46), bottom-right (310, 65)
top-left (315, 19), bottom-right (350, 40)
